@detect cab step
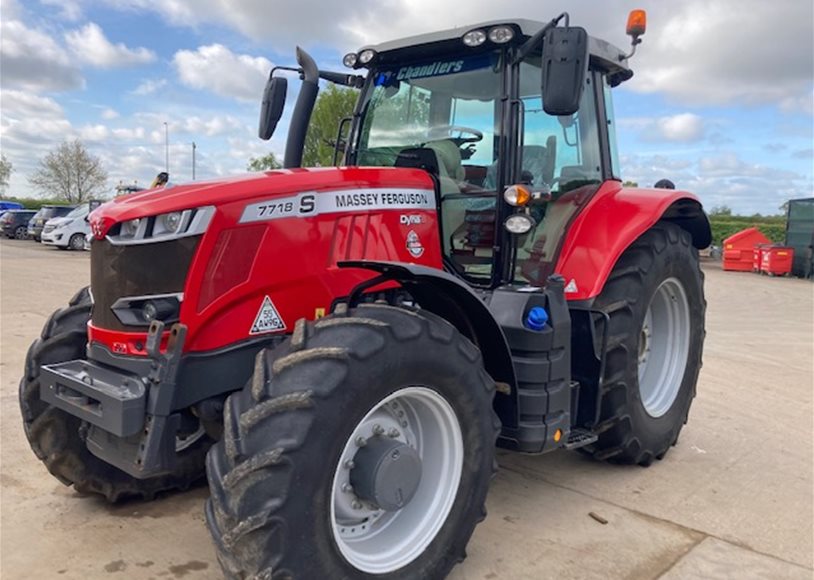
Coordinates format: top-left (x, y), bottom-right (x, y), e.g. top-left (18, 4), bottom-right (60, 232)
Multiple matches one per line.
top-left (564, 428), bottom-right (598, 449)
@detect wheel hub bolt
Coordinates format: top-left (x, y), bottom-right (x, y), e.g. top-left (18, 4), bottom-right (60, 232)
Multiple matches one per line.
top-left (388, 428), bottom-right (400, 438)
top-left (344, 459), bottom-right (355, 469)
top-left (351, 500), bottom-right (362, 510)
top-left (355, 436), bottom-right (367, 447)
top-left (341, 483), bottom-right (353, 493)
top-left (372, 424), bottom-right (384, 436)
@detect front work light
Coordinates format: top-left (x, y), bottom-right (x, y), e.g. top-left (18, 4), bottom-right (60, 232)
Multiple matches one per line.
top-left (488, 25), bottom-right (515, 44)
top-left (505, 214), bottom-right (535, 235)
top-left (462, 29), bottom-right (487, 47)
top-left (343, 52), bottom-right (358, 68)
top-left (358, 49), bottom-right (376, 64)
top-left (503, 184), bottom-right (531, 206)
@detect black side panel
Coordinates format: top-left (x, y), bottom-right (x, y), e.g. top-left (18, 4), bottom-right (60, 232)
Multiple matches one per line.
top-left (488, 276), bottom-right (572, 453)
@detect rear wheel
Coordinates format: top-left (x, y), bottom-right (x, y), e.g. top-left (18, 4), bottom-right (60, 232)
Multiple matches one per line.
top-left (19, 287), bottom-right (212, 502)
top-left (68, 233), bottom-right (85, 250)
top-left (14, 226), bottom-right (27, 240)
top-left (586, 222), bottom-right (705, 465)
top-left (205, 304), bottom-right (499, 579)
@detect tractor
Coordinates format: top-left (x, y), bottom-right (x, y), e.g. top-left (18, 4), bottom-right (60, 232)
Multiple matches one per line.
top-left (20, 10), bottom-right (710, 579)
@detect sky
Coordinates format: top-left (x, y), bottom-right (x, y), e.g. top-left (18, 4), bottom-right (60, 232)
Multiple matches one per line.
top-left (1, 0), bottom-right (812, 215)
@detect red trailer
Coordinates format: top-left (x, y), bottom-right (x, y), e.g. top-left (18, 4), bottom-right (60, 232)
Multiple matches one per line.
top-left (723, 227), bottom-right (770, 272)
top-left (761, 246), bottom-right (794, 276)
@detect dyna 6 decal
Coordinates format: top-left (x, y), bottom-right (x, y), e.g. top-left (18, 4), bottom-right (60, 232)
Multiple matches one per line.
top-left (239, 188), bottom-right (436, 223)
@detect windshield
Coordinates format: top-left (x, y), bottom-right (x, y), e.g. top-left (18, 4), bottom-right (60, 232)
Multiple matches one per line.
top-left (64, 205), bottom-right (89, 219)
top-left (357, 53), bottom-right (503, 194)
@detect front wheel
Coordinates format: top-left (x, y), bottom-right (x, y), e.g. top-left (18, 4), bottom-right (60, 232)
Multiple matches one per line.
top-left (205, 304), bottom-right (499, 579)
top-left (586, 222), bottom-right (705, 465)
top-left (14, 226), bottom-right (27, 240)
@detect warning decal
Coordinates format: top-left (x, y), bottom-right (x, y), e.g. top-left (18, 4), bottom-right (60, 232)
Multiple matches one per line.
top-left (250, 296), bottom-right (286, 335)
top-left (564, 279), bottom-right (579, 294)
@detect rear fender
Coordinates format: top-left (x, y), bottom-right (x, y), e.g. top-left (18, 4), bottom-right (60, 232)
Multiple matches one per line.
top-left (555, 182), bottom-right (710, 301)
top-left (339, 260), bottom-right (516, 391)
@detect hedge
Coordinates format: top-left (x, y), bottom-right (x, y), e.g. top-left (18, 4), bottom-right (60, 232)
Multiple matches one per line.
top-left (709, 216), bottom-right (786, 246)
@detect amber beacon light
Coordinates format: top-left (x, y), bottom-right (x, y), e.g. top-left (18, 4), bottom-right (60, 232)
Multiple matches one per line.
top-left (626, 9), bottom-right (647, 38)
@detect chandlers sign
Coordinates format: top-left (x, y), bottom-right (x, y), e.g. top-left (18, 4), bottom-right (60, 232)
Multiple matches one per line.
top-left (240, 188), bottom-right (436, 223)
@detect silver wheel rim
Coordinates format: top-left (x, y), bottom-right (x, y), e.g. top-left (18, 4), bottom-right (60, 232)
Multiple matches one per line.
top-left (70, 235), bottom-right (84, 250)
top-left (330, 386), bottom-right (464, 574)
top-left (638, 277), bottom-right (691, 418)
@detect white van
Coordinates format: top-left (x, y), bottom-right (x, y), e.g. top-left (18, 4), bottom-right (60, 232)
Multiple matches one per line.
top-left (41, 204), bottom-right (92, 250)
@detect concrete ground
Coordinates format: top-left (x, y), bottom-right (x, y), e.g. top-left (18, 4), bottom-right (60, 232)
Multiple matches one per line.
top-left (1, 238), bottom-right (812, 580)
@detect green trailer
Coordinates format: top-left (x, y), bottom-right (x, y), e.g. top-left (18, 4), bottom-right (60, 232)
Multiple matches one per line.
top-left (785, 198), bottom-right (814, 278)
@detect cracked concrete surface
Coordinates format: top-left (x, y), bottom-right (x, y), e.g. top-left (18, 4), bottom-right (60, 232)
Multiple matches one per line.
top-left (1, 239), bottom-right (812, 579)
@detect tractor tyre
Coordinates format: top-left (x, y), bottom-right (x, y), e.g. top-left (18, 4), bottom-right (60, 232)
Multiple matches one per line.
top-left (205, 304), bottom-right (499, 579)
top-left (586, 222), bottom-right (705, 466)
top-left (19, 286), bottom-right (212, 502)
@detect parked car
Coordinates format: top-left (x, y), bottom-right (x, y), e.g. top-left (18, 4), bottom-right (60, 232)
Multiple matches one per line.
top-left (41, 204), bottom-right (96, 250)
top-left (1, 210), bottom-right (37, 239)
top-left (27, 205), bottom-right (74, 241)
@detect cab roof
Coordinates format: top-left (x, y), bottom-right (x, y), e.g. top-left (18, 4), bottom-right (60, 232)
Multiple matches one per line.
top-left (358, 18), bottom-right (631, 76)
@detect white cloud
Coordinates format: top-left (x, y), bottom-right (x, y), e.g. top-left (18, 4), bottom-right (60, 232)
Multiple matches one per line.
top-left (131, 78), bottom-right (168, 96)
top-left (619, 113), bottom-right (706, 143)
top-left (101, 107), bottom-right (120, 120)
top-left (172, 44), bottom-right (271, 101)
top-left (39, 0), bottom-right (82, 21)
top-left (0, 18), bottom-right (84, 91)
top-left (621, 152), bottom-right (811, 214)
top-left (65, 23), bottom-right (156, 68)
top-left (106, 0), bottom-right (812, 112)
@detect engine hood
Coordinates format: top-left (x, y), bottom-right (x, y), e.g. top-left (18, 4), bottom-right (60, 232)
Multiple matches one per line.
top-left (90, 166), bottom-right (435, 238)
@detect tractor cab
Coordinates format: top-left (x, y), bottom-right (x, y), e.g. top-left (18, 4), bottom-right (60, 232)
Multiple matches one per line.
top-left (263, 14), bottom-right (639, 288)
top-left (349, 19), bottom-right (631, 287)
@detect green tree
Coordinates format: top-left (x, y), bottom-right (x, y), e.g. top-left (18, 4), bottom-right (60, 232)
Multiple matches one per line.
top-left (247, 152), bottom-right (282, 171)
top-left (29, 140), bottom-right (108, 203)
top-left (622, 180), bottom-right (638, 187)
top-left (709, 205), bottom-right (732, 217)
top-left (0, 154), bottom-right (12, 193)
top-left (303, 84), bottom-right (358, 167)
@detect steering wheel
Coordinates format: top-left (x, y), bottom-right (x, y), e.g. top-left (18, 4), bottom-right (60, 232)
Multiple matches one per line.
top-left (426, 125), bottom-right (484, 145)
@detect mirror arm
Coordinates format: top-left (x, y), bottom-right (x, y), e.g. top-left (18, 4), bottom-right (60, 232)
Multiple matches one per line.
top-left (319, 70), bottom-right (365, 88)
top-left (513, 12), bottom-right (568, 64)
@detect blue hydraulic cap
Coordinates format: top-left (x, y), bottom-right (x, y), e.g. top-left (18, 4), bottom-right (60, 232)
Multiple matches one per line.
top-left (525, 307), bottom-right (548, 331)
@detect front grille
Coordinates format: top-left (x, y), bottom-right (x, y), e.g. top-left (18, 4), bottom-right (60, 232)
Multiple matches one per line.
top-left (90, 236), bottom-right (200, 330)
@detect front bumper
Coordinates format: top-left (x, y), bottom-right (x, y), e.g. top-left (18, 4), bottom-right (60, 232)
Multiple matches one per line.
top-left (40, 230), bottom-right (65, 245)
top-left (39, 321), bottom-right (185, 478)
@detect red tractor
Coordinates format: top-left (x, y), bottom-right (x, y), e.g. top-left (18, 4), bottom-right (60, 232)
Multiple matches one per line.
top-left (21, 11), bottom-right (709, 579)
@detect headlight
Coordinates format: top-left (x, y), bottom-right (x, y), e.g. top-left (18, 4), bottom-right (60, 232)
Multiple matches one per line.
top-left (462, 29), bottom-right (487, 47)
top-left (488, 25), bottom-right (515, 44)
top-left (121, 218), bottom-right (141, 237)
top-left (505, 214), bottom-right (535, 235)
top-left (343, 52), bottom-right (358, 68)
top-left (358, 49), bottom-right (376, 65)
top-left (160, 211), bottom-right (183, 233)
top-left (106, 206), bottom-right (215, 245)
top-left (111, 293), bottom-right (183, 327)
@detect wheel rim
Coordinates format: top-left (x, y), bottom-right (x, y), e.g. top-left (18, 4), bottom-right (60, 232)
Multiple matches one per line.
top-left (70, 235), bottom-right (84, 250)
top-left (638, 277), bottom-right (691, 418)
top-left (15, 227), bottom-right (25, 239)
top-left (330, 386), bottom-right (464, 574)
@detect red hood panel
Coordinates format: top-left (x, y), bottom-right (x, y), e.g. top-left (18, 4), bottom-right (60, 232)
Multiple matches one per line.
top-left (92, 167), bottom-right (435, 225)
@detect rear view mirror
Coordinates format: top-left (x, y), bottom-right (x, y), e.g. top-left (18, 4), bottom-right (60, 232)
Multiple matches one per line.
top-left (541, 26), bottom-right (588, 116)
top-left (259, 75), bottom-right (288, 140)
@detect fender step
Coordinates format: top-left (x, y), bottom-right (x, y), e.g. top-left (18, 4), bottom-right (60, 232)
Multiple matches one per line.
top-left (564, 428), bottom-right (598, 450)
